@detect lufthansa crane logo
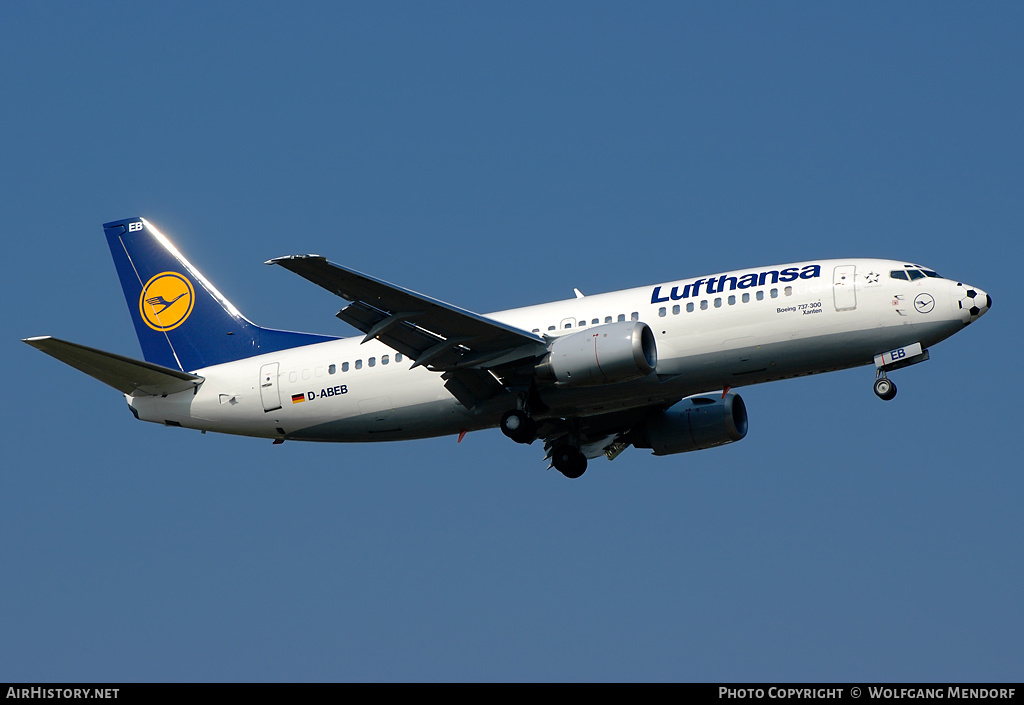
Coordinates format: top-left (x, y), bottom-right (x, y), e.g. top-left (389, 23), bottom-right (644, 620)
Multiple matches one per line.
top-left (914, 293), bottom-right (935, 314)
top-left (139, 272), bottom-right (195, 331)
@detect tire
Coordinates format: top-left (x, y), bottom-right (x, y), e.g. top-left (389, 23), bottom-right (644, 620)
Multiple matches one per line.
top-left (552, 446), bottom-right (587, 479)
top-left (500, 410), bottom-right (536, 444)
top-left (873, 377), bottom-right (897, 401)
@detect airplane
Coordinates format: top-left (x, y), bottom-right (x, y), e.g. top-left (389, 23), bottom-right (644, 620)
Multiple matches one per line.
top-left (24, 217), bottom-right (992, 478)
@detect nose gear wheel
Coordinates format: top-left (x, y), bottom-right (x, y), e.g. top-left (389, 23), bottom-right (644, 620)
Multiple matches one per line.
top-left (873, 370), bottom-right (897, 401)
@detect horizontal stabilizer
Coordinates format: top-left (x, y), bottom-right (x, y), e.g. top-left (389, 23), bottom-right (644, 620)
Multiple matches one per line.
top-left (23, 336), bottom-right (203, 396)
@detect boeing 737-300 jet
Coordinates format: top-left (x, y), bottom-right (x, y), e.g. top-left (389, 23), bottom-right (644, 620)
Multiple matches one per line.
top-left (24, 217), bottom-right (991, 478)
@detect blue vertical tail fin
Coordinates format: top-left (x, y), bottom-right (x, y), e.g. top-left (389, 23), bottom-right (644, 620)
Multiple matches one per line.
top-left (103, 217), bottom-right (335, 371)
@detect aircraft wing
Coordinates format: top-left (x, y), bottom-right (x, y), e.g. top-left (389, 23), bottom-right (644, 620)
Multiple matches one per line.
top-left (267, 255), bottom-right (547, 369)
top-left (268, 255), bottom-right (549, 409)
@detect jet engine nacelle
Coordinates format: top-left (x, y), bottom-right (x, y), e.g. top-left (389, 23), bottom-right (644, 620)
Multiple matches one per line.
top-left (536, 321), bottom-right (657, 386)
top-left (635, 392), bottom-right (748, 455)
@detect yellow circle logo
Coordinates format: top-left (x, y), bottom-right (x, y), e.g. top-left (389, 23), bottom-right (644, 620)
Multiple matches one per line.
top-left (139, 272), bottom-right (195, 331)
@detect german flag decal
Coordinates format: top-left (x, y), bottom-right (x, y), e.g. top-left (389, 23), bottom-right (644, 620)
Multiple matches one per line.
top-left (291, 393), bottom-right (306, 404)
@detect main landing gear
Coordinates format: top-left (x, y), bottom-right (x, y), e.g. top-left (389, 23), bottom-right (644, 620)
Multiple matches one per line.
top-left (873, 370), bottom-right (897, 401)
top-left (500, 408), bottom-right (588, 478)
top-left (500, 409), bottom-right (537, 444)
top-left (550, 445), bottom-right (587, 479)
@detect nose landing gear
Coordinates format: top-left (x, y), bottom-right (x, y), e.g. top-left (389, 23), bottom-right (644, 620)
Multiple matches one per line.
top-left (872, 343), bottom-right (930, 402)
top-left (873, 370), bottom-right (897, 401)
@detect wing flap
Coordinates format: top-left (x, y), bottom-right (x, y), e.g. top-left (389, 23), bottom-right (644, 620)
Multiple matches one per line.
top-left (441, 369), bottom-right (510, 411)
top-left (24, 336), bottom-right (203, 396)
top-left (335, 301), bottom-right (443, 362)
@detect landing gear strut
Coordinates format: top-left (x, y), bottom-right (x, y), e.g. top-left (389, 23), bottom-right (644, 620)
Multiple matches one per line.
top-left (551, 445), bottom-right (587, 479)
top-left (873, 370), bottom-right (897, 401)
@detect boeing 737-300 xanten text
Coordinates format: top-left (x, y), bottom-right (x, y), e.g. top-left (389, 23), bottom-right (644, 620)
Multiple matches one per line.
top-left (24, 218), bottom-right (991, 478)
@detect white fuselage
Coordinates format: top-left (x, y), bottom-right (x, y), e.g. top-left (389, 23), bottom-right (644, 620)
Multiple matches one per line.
top-left (127, 259), bottom-right (978, 442)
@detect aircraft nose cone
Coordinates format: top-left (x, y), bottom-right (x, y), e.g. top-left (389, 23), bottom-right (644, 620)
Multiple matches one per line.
top-left (953, 282), bottom-right (991, 323)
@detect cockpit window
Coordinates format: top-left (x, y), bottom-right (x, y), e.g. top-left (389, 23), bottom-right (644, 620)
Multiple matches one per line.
top-left (891, 267), bottom-right (941, 281)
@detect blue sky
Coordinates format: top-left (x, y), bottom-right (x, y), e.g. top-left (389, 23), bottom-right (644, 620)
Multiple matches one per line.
top-left (2, 2), bottom-right (1021, 682)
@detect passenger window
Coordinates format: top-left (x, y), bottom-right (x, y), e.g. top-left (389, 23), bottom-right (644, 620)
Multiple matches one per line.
top-left (714, 298), bottom-right (722, 308)
top-left (658, 307), bottom-right (667, 317)
top-left (756, 291), bottom-right (764, 301)
top-left (771, 289), bottom-right (779, 299)
top-left (618, 314), bottom-right (626, 322)
top-left (728, 295), bottom-right (736, 305)
top-left (605, 316), bottom-right (612, 323)
top-left (548, 325), bottom-right (556, 331)
top-left (382, 355), bottom-right (389, 365)
top-left (700, 300), bottom-right (708, 310)
top-left (328, 364), bottom-right (336, 375)
top-left (564, 322), bottom-right (572, 329)
top-left (672, 304), bottom-right (680, 315)
top-left (742, 293), bottom-right (750, 303)
top-left (395, 354), bottom-right (403, 363)
top-left (579, 320), bottom-right (587, 326)
top-left (342, 362), bottom-right (349, 372)
top-left (631, 312), bottom-right (639, 321)
top-left (355, 360), bottom-right (362, 370)
top-left (368, 357), bottom-right (376, 367)
top-left (686, 302), bottom-right (694, 313)
top-left (784, 286), bottom-right (793, 296)
top-left (592, 318), bottom-right (599, 325)
top-left (532, 328), bottom-right (540, 333)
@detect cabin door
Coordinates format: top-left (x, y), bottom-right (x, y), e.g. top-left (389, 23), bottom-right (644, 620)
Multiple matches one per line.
top-left (260, 363), bottom-right (282, 412)
top-left (833, 265), bottom-right (857, 311)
